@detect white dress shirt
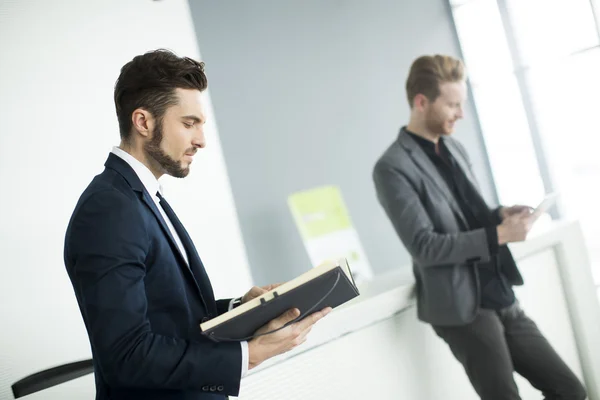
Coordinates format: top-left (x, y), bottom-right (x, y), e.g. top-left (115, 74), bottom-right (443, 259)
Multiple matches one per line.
top-left (111, 147), bottom-right (249, 378)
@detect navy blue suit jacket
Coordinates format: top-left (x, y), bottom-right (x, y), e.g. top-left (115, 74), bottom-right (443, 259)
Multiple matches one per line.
top-left (64, 153), bottom-right (242, 400)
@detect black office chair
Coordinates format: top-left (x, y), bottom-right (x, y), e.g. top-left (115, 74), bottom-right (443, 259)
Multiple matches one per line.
top-left (11, 359), bottom-right (94, 398)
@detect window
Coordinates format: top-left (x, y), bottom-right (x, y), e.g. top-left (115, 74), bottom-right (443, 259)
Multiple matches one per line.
top-left (470, 76), bottom-right (545, 207)
top-left (451, 0), bottom-right (545, 206)
top-left (452, 0), bottom-right (513, 83)
top-left (506, 0), bottom-right (598, 66)
top-left (526, 47), bottom-right (600, 283)
top-left (450, 0), bottom-right (600, 294)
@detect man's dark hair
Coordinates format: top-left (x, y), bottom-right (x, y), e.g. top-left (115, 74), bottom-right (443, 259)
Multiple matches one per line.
top-left (114, 49), bottom-right (207, 142)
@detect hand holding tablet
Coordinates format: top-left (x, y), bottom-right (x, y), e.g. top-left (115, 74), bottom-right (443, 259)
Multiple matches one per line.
top-left (497, 193), bottom-right (558, 245)
top-left (530, 192), bottom-right (559, 222)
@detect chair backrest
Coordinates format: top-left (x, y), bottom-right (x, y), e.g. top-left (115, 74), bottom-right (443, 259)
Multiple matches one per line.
top-left (11, 359), bottom-right (94, 398)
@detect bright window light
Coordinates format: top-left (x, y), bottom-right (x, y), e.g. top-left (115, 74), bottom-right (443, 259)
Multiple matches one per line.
top-left (526, 48), bottom-right (600, 275)
top-left (452, 0), bottom-right (514, 83)
top-left (506, 0), bottom-right (599, 66)
top-left (471, 76), bottom-right (545, 207)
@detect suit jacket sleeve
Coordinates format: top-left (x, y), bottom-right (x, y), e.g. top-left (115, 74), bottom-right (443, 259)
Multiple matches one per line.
top-left (373, 163), bottom-right (492, 267)
top-left (65, 189), bottom-right (242, 394)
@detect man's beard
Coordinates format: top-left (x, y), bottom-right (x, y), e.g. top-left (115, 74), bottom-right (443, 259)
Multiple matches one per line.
top-left (144, 121), bottom-right (190, 178)
top-left (425, 108), bottom-right (451, 136)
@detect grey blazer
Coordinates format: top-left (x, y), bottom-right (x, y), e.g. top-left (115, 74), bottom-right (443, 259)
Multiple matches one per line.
top-left (373, 127), bottom-right (522, 326)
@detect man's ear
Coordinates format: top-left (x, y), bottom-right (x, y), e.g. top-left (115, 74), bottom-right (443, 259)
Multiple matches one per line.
top-left (413, 94), bottom-right (429, 112)
top-left (131, 108), bottom-right (154, 138)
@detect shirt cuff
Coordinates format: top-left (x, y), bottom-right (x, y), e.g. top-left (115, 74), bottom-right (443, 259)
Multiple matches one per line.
top-left (485, 226), bottom-right (499, 256)
top-left (232, 299), bottom-right (249, 378)
top-left (228, 297), bottom-right (243, 311)
top-left (229, 298), bottom-right (249, 378)
top-left (240, 341), bottom-right (249, 378)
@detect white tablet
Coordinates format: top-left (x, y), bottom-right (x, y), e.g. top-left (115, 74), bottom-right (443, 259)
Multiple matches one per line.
top-left (531, 192), bottom-right (559, 219)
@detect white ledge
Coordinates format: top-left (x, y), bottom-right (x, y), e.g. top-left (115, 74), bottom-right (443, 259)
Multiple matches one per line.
top-left (245, 218), bottom-right (600, 400)
top-left (244, 268), bottom-right (416, 375)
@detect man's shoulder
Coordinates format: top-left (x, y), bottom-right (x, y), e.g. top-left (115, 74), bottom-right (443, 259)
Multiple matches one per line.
top-left (85, 168), bottom-right (137, 201)
top-left (373, 136), bottom-right (414, 176)
top-left (63, 167), bottom-right (150, 269)
top-left (71, 167), bottom-right (140, 222)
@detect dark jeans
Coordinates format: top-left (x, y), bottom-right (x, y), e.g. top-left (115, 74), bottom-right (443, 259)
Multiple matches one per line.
top-left (433, 301), bottom-right (587, 400)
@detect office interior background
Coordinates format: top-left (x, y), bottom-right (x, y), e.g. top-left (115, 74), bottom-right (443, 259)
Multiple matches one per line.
top-left (1, 0), bottom-right (600, 399)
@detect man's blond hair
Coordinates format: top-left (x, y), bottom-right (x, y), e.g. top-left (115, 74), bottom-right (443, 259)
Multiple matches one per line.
top-left (406, 55), bottom-right (465, 108)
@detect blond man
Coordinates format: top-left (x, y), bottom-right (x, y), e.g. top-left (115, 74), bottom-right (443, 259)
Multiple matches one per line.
top-left (373, 55), bottom-right (586, 400)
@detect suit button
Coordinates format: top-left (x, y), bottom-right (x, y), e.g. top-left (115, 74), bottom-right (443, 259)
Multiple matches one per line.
top-left (217, 385), bottom-right (224, 392)
top-left (202, 385), bottom-right (209, 391)
top-left (210, 385), bottom-right (216, 392)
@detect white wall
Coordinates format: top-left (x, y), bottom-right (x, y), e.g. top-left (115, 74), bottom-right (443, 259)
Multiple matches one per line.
top-left (188, 0), bottom-right (499, 286)
top-left (0, 1), bottom-right (253, 398)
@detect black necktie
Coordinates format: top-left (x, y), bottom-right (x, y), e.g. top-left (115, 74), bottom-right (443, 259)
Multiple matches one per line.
top-left (156, 192), bottom-right (216, 313)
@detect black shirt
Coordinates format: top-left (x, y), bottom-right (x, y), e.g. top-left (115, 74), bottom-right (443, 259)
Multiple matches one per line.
top-left (406, 130), bottom-right (515, 310)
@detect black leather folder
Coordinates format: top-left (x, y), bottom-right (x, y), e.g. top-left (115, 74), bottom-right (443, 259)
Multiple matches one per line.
top-left (200, 258), bottom-right (360, 342)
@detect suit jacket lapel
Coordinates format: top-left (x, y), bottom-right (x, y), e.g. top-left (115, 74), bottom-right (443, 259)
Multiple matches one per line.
top-left (104, 154), bottom-right (212, 313)
top-left (142, 191), bottom-right (216, 314)
top-left (398, 129), bottom-right (468, 227)
top-left (156, 197), bottom-right (217, 315)
top-left (444, 139), bottom-right (481, 192)
top-left (140, 191), bottom-right (186, 264)
top-left (183, 243), bottom-right (217, 316)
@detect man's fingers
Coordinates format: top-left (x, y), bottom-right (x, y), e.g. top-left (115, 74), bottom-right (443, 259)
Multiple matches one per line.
top-left (508, 213), bottom-right (522, 222)
top-left (243, 286), bottom-right (267, 302)
top-left (275, 308), bottom-right (301, 327)
top-left (271, 306), bottom-right (331, 332)
top-left (507, 205), bottom-right (533, 216)
top-left (262, 283), bottom-right (283, 291)
top-left (295, 307), bottom-right (332, 331)
top-left (296, 325), bottom-right (313, 342)
top-left (251, 286), bottom-right (267, 296)
top-left (518, 205), bottom-right (534, 214)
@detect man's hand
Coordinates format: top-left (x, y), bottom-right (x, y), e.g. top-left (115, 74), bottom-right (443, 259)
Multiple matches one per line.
top-left (500, 205), bottom-right (533, 221)
top-left (241, 283), bottom-right (283, 304)
top-left (247, 307), bottom-right (332, 369)
top-left (497, 210), bottom-right (532, 245)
